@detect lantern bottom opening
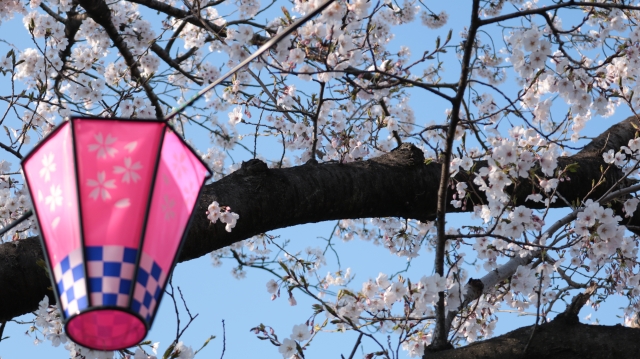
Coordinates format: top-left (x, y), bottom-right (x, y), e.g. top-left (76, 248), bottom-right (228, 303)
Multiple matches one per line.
top-left (65, 308), bottom-right (147, 351)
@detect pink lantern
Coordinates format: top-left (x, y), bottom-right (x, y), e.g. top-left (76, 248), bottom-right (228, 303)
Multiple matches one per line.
top-left (21, 117), bottom-right (211, 350)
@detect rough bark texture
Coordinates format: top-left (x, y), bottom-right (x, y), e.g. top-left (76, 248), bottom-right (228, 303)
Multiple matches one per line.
top-left (0, 237), bottom-right (54, 323)
top-left (427, 319), bottom-right (640, 359)
top-left (0, 111), bottom-right (639, 357)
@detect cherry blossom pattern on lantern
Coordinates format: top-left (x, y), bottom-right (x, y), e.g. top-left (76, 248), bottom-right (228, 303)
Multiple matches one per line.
top-left (88, 133), bottom-right (118, 159)
top-left (87, 172), bottom-right (117, 201)
top-left (123, 141), bottom-right (137, 153)
top-left (45, 185), bottom-right (62, 211)
top-left (113, 157), bottom-right (142, 183)
top-left (40, 153), bottom-right (56, 182)
top-left (171, 152), bottom-right (187, 179)
top-left (181, 181), bottom-right (197, 207)
top-left (114, 198), bottom-right (131, 208)
top-left (161, 195), bottom-right (175, 220)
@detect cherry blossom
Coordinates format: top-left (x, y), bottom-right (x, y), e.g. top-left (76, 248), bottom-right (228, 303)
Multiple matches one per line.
top-left (278, 338), bottom-right (297, 358)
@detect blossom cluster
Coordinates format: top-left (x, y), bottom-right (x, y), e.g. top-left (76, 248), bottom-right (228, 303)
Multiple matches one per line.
top-left (206, 201), bottom-right (240, 232)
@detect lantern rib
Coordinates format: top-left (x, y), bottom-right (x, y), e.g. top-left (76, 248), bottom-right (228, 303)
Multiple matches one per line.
top-left (68, 119), bottom-right (91, 317)
top-left (126, 123), bottom-right (167, 312)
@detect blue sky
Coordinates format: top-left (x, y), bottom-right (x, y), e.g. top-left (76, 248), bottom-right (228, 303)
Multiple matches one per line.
top-left (0, 1), bottom-right (635, 359)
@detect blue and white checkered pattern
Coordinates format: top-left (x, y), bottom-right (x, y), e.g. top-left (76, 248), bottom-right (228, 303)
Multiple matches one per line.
top-left (132, 252), bottom-right (166, 322)
top-left (53, 248), bottom-right (88, 317)
top-left (86, 245), bottom-right (138, 307)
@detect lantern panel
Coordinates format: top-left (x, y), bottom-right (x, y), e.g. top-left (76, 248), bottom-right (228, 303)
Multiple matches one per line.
top-left (133, 130), bottom-right (210, 322)
top-left (73, 119), bottom-right (164, 307)
top-left (73, 119), bottom-right (164, 248)
top-left (22, 122), bottom-right (86, 317)
top-left (66, 309), bottom-right (146, 351)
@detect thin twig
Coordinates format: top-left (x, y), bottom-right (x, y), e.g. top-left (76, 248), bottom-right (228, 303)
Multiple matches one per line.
top-left (523, 269), bottom-right (544, 354)
top-left (220, 320), bottom-right (226, 359)
top-left (347, 333), bottom-right (363, 359)
top-left (0, 321), bottom-right (6, 342)
top-left (246, 68), bottom-right (295, 124)
top-left (164, 0), bottom-right (339, 120)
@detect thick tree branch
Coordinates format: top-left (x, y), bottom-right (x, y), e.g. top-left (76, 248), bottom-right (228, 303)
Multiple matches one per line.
top-left (53, 10), bottom-right (87, 93)
top-left (479, 2), bottom-right (640, 26)
top-left (426, 320), bottom-right (640, 359)
top-left (0, 116), bottom-right (639, 325)
top-left (127, 0), bottom-right (232, 41)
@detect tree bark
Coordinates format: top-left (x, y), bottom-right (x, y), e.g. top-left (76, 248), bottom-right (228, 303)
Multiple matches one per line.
top-left (425, 318), bottom-right (640, 359)
top-left (1, 117), bottom-right (640, 358)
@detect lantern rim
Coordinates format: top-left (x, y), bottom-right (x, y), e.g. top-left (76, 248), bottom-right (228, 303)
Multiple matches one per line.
top-left (65, 306), bottom-right (149, 351)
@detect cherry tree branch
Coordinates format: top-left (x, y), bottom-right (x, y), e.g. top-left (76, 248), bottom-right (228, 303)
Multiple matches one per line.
top-left (479, 2), bottom-right (640, 26)
top-left (433, 0), bottom-right (479, 348)
top-left (0, 115), bottom-right (638, 324)
top-left (425, 319), bottom-right (640, 359)
top-left (442, 182), bottom-right (640, 336)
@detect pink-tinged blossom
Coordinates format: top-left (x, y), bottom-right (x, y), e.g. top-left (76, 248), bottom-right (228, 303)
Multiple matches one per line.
top-left (278, 338), bottom-right (297, 358)
top-left (539, 178), bottom-right (558, 192)
top-left (510, 206), bottom-right (532, 224)
top-left (603, 149), bottom-right (615, 164)
top-left (266, 279), bottom-right (279, 294)
top-left (624, 198), bottom-right (640, 217)
top-left (291, 324), bottom-right (311, 342)
top-left (220, 211), bottom-right (240, 232)
top-left (376, 272), bottom-right (391, 289)
top-left (421, 11), bottom-right (448, 29)
top-left (206, 201), bottom-right (220, 223)
top-left (228, 106), bottom-right (243, 125)
top-left (173, 342), bottom-right (194, 359)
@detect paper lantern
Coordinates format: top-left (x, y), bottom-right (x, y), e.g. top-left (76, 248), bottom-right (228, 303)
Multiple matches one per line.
top-left (21, 117), bottom-right (211, 350)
